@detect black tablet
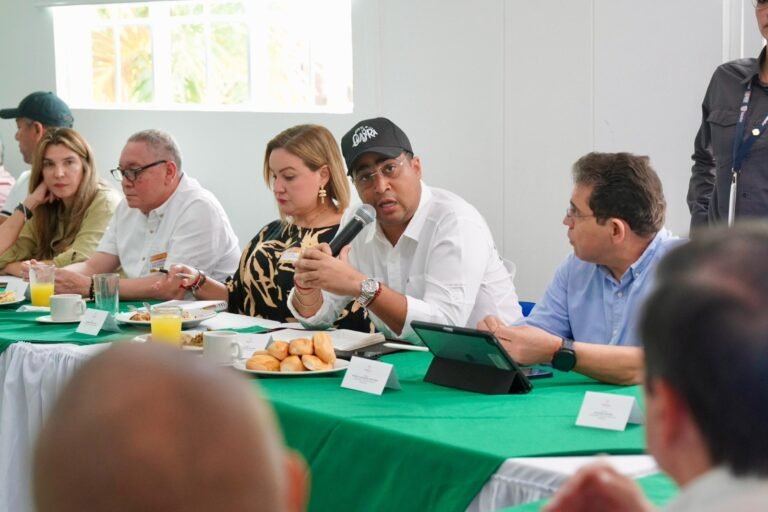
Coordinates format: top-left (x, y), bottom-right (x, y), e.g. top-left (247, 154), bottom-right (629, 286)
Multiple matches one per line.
top-left (411, 320), bottom-right (545, 394)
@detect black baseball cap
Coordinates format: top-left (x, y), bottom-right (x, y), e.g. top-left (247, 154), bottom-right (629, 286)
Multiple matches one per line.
top-left (0, 91), bottom-right (74, 128)
top-left (341, 117), bottom-right (413, 175)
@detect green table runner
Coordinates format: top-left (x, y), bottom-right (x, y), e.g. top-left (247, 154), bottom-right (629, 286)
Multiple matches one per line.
top-left (254, 352), bottom-right (647, 512)
top-left (503, 472), bottom-right (678, 510)
top-left (0, 303), bottom-right (148, 353)
top-left (0, 302), bottom-right (268, 353)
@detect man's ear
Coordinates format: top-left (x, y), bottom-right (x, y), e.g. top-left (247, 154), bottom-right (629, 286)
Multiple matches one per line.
top-left (32, 121), bottom-right (46, 141)
top-left (650, 379), bottom-right (687, 446)
top-left (409, 156), bottom-right (422, 179)
top-left (285, 450), bottom-right (309, 512)
top-left (609, 217), bottom-right (628, 243)
top-left (165, 160), bottom-right (179, 183)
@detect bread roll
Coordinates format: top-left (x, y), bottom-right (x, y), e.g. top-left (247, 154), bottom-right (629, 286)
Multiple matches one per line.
top-left (280, 355), bottom-right (305, 372)
top-left (302, 354), bottom-right (332, 371)
top-left (246, 354), bottom-right (280, 372)
top-left (250, 350), bottom-right (269, 357)
top-left (288, 338), bottom-right (313, 356)
top-left (312, 332), bottom-right (336, 365)
top-left (267, 340), bottom-right (289, 361)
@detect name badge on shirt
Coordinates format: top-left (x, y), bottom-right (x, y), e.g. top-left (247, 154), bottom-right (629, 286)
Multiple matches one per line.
top-left (279, 248), bottom-right (302, 264)
top-left (150, 252), bottom-right (168, 272)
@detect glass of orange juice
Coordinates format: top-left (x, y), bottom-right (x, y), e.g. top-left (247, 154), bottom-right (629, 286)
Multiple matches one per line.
top-left (150, 305), bottom-right (183, 345)
top-left (29, 263), bottom-right (56, 307)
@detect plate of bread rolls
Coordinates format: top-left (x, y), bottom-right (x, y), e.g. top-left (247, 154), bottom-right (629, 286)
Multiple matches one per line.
top-left (234, 332), bottom-right (349, 376)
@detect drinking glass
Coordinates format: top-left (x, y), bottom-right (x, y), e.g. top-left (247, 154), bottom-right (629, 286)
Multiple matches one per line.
top-left (150, 305), bottom-right (182, 345)
top-left (93, 273), bottom-right (120, 315)
top-left (29, 263), bottom-right (56, 307)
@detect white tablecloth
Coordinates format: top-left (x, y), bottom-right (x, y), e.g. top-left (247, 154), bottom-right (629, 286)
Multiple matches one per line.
top-left (0, 342), bottom-right (109, 512)
top-left (0, 342), bottom-right (658, 512)
top-left (468, 455), bottom-right (658, 510)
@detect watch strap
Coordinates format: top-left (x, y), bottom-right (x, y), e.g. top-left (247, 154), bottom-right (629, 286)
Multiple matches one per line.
top-left (552, 337), bottom-right (577, 372)
top-left (15, 202), bottom-right (33, 220)
top-left (355, 278), bottom-right (380, 308)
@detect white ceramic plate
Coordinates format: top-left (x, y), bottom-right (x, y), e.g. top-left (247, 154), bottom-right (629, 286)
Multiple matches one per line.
top-left (0, 297), bottom-right (26, 308)
top-left (36, 314), bottom-right (83, 324)
top-left (115, 309), bottom-right (217, 328)
top-left (132, 332), bottom-right (204, 351)
top-left (232, 358), bottom-right (349, 376)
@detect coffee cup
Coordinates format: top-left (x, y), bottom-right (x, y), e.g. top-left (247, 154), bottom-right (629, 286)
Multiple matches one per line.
top-left (49, 294), bottom-right (86, 322)
top-left (203, 331), bottom-right (242, 365)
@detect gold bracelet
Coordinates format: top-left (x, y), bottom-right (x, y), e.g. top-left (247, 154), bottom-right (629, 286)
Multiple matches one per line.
top-left (293, 288), bottom-right (322, 308)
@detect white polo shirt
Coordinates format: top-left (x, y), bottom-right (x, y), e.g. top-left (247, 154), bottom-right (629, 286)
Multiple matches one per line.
top-left (289, 183), bottom-right (522, 342)
top-left (97, 174), bottom-right (240, 281)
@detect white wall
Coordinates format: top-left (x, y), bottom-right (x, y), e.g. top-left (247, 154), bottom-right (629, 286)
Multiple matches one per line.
top-left (0, 0), bottom-right (763, 300)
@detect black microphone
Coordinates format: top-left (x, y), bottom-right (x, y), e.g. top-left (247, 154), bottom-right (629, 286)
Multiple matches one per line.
top-left (329, 204), bottom-right (376, 256)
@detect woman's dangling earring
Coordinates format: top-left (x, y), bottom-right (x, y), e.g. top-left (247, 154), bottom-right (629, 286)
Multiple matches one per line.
top-left (318, 186), bottom-right (327, 204)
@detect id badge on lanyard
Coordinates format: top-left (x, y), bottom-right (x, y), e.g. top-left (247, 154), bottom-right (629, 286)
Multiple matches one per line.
top-left (729, 81), bottom-right (768, 225)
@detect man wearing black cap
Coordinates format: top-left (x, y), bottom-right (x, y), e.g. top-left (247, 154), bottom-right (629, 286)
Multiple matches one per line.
top-left (289, 117), bottom-right (522, 342)
top-left (0, 91), bottom-right (74, 225)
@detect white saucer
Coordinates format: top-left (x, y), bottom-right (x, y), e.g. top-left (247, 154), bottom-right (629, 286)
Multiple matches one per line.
top-left (36, 315), bottom-right (83, 324)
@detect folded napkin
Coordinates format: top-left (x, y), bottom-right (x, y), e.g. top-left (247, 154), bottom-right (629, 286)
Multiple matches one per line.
top-left (16, 305), bottom-right (50, 313)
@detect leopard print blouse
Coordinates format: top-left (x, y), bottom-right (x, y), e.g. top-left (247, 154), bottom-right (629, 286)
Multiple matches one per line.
top-left (226, 220), bottom-right (375, 332)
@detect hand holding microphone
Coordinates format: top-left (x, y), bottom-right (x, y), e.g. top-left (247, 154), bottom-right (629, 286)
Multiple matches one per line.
top-left (294, 204), bottom-right (376, 297)
top-left (328, 204), bottom-right (376, 256)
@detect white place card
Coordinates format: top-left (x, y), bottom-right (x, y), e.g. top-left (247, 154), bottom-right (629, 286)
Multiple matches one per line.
top-left (341, 356), bottom-right (401, 395)
top-left (76, 310), bottom-right (121, 335)
top-left (239, 333), bottom-right (274, 355)
top-left (77, 309), bottom-right (109, 336)
top-left (576, 391), bottom-right (645, 431)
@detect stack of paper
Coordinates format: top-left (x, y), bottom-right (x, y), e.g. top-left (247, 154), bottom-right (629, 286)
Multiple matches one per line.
top-left (269, 328), bottom-right (385, 352)
top-left (152, 299), bottom-right (227, 312)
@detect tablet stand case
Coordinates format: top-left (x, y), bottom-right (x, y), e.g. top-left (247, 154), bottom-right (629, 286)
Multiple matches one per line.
top-left (424, 356), bottom-right (531, 395)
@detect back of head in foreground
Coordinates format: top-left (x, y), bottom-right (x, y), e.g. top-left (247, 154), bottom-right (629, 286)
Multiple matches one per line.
top-left (641, 222), bottom-right (768, 477)
top-left (34, 342), bottom-right (307, 512)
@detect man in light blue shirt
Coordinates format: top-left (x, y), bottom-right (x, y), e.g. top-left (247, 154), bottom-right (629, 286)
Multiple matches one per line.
top-left (480, 152), bottom-right (681, 385)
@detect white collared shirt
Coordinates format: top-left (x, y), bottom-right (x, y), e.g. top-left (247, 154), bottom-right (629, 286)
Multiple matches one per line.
top-left (289, 182), bottom-right (522, 342)
top-left (97, 174), bottom-right (240, 281)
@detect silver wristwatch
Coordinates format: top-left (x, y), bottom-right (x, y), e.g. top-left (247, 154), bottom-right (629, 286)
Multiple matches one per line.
top-left (355, 278), bottom-right (380, 308)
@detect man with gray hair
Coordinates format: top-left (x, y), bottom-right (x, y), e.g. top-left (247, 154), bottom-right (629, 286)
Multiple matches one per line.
top-left (54, 129), bottom-right (240, 300)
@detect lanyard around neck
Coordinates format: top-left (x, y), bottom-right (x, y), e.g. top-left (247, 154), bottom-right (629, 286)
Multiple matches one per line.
top-left (731, 80), bottom-right (768, 173)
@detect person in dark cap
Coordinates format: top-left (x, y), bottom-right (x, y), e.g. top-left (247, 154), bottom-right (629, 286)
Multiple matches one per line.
top-left (0, 91), bottom-right (74, 165)
top-left (0, 91), bottom-right (75, 226)
top-left (290, 117), bottom-right (522, 342)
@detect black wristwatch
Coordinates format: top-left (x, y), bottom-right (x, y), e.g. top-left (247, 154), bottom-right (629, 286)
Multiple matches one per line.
top-left (15, 202), bottom-right (33, 220)
top-left (551, 337), bottom-right (577, 372)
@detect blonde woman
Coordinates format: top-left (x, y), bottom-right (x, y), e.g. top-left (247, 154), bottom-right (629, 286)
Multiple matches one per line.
top-left (0, 128), bottom-right (121, 276)
top-left (158, 124), bottom-right (373, 331)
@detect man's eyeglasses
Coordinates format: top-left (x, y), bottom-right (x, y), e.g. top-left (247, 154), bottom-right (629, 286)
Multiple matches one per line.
top-left (353, 157), bottom-right (407, 190)
top-left (753, 0), bottom-right (768, 9)
top-left (110, 160), bottom-right (167, 182)
top-left (565, 206), bottom-right (595, 220)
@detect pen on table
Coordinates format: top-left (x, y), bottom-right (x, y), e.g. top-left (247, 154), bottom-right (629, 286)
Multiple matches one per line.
top-left (382, 342), bottom-right (430, 352)
top-left (151, 268), bottom-right (197, 279)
